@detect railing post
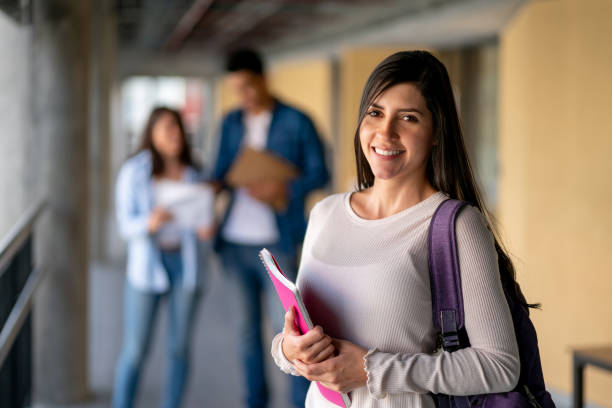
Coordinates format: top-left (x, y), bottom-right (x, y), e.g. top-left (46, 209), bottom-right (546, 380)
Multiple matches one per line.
top-left (0, 202), bottom-right (45, 407)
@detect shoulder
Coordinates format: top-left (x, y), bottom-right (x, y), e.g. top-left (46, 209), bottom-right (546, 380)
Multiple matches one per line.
top-left (120, 151), bottom-right (151, 178)
top-left (456, 204), bottom-right (489, 231)
top-left (274, 100), bottom-right (312, 123)
top-left (308, 192), bottom-right (346, 220)
top-left (303, 193), bottom-right (346, 245)
top-left (454, 203), bottom-right (495, 248)
top-left (116, 152), bottom-right (151, 198)
top-left (222, 108), bottom-right (242, 126)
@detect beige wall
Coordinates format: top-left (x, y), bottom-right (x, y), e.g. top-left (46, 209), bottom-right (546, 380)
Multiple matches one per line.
top-left (499, 0), bottom-right (612, 405)
top-left (268, 58), bottom-right (333, 145)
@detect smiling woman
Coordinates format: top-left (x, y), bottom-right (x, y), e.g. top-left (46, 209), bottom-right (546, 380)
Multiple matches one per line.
top-left (358, 83), bottom-right (434, 203)
top-left (269, 50), bottom-right (552, 408)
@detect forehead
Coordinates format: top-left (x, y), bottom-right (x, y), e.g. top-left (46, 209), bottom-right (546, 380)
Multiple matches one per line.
top-left (155, 112), bottom-right (176, 125)
top-left (227, 70), bottom-right (261, 86)
top-left (373, 82), bottom-right (426, 108)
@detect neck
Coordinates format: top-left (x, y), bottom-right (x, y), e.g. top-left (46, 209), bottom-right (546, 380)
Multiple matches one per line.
top-left (160, 156), bottom-right (183, 179)
top-left (247, 94), bottom-right (274, 115)
top-left (367, 171), bottom-right (436, 218)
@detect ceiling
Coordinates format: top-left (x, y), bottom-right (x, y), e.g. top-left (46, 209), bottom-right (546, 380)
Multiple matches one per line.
top-left (0, 0), bottom-right (31, 23)
top-left (113, 0), bottom-right (524, 76)
top-left (115, 0), bottom-right (478, 53)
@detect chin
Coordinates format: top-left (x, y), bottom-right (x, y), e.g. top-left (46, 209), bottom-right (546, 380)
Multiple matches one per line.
top-left (371, 170), bottom-right (399, 181)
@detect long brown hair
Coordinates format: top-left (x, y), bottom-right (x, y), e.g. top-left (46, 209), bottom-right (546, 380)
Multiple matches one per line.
top-left (354, 50), bottom-right (536, 309)
top-left (136, 106), bottom-right (196, 176)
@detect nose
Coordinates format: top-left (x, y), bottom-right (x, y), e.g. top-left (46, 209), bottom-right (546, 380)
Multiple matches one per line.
top-left (376, 117), bottom-right (398, 140)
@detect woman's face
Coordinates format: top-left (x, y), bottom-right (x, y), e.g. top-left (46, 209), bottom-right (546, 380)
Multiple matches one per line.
top-left (151, 112), bottom-right (183, 160)
top-left (359, 82), bottom-right (434, 183)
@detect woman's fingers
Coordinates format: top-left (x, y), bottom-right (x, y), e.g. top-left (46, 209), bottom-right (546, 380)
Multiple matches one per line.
top-left (282, 312), bottom-right (334, 363)
top-left (292, 338), bottom-right (368, 393)
top-left (293, 356), bottom-right (335, 379)
top-left (284, 314), bottom-right (327, 349)
top-left (293, 357), bottom-right (347, 392)
top-left (283, 307), bottom-right (300, 336)
top-left (309, 343), bottom-right (335, 364)
top-left (300, 334), bottom-right (332, 363)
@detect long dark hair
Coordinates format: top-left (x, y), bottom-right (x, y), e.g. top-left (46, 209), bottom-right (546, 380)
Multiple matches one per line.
top-left (354, 50), bottom-right (536, 309)
top-left (136, 106), bottom-right (196, 176)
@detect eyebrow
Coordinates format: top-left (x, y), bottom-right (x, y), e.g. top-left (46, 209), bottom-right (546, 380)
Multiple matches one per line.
top-left (371, 103), bottom-right (424, 116)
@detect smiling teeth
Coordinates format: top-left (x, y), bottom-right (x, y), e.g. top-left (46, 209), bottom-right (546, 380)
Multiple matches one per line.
top-left (374, 147), bottom-right (403, 156)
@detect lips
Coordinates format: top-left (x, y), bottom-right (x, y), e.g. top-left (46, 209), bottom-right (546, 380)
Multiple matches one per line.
top-left (372, 146), bottom-right (405, 157)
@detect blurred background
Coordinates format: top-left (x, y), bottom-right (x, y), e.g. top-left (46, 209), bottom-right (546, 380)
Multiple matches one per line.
top-left (0, 0), bottom-right (611, 407)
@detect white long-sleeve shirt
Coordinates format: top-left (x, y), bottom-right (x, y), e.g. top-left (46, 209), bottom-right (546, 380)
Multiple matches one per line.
top-left (271, 191), bottom-right (519, 407)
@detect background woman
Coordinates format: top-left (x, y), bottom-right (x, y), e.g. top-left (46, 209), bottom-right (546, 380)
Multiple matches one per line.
top-left (113, 107), bottom-right (213, 408)
top-left (271, 51), bottom-right (523, 407)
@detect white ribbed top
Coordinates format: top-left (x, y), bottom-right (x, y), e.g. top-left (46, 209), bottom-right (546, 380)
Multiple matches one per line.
top-left (271, 191), bottom-right (520, 408)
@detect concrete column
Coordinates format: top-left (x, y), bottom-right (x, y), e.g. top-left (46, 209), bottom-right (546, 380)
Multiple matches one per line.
top-left (88, 0), bottom-right (116, 263)
top-left (32, 0), bottom-right (91, 403)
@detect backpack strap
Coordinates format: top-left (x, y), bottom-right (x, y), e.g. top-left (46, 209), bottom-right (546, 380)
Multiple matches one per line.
top-left (428, 199), bottom-right (471, 408)
top-left (428, 199), bottom-right (468, 350)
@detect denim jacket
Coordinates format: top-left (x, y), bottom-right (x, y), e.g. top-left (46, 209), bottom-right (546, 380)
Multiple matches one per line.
top-left (115, 151), bottom-right (207, 293)
top-left (213, 99), bottom-right (330, 254)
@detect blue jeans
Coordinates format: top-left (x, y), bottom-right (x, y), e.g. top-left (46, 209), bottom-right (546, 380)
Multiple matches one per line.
top-left (219, 241), bottom-right (310, 408)
top-left (113, 250), bottom-right (201, 408)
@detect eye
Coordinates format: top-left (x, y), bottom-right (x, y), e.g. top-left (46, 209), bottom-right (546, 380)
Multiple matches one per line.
top-left (367, 109), bottom-right (380, 118)
top-left (402, 114), bottom-right (419, 123)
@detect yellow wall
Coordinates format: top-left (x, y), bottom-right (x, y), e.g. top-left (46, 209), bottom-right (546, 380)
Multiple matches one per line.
top-left (499, 0), bottom-right (612, 405)
top-left (213, 74), bottom-right (239, 120)
top-left (268, 58), bottom-right (332, 146)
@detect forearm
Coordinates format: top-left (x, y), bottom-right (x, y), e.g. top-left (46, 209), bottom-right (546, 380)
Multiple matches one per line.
top-left (364, 345), bottom-right (519, 399)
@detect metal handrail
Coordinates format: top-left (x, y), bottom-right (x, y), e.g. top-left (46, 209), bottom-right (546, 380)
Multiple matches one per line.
top-left (0, 266), bottom-right (44, 367)
top-left (0, 200), bottom-right (46, 367)
top-left (0, 200), bottom-right (45, 278)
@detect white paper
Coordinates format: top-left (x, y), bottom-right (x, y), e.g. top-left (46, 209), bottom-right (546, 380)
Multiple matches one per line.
top-left (154, 180), bottom-right (215, 229)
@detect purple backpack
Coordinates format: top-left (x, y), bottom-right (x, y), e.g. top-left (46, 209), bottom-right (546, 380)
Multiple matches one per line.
top-left (428, 199), bottom-right (556, 408)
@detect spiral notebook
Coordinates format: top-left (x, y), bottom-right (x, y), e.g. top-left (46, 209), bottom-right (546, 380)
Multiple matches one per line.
top-left (258, 248), bottom-right (351, 408)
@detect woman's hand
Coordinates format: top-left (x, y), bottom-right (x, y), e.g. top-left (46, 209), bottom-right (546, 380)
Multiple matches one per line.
top-left (208, 180), bottom-right (224, 194)
top-left (148, 207), bottom-right (173, 233)
top-left (247, 180), bottom-right (288, 204)
top-left (281, 307), bottom-right (335, 365)
top-left (293, 338), bottom-right (368, 393)
top-left (197, 224), bottom-right (217, 241)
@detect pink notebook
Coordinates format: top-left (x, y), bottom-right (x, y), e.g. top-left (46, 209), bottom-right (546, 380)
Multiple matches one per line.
top-left (259, 248), bottom-right (351, 408)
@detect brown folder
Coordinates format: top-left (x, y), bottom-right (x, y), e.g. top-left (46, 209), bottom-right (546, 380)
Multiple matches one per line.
top-left (225, 147), bottom-right (299, 210)
top-left (225, 147), bottom-right (298, 186)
